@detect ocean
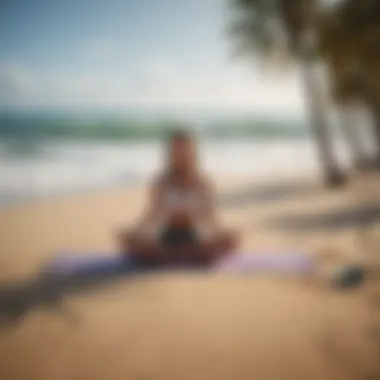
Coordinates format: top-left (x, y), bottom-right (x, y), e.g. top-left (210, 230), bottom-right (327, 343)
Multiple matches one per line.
top-left (0, 111), bottom-right (352, 206)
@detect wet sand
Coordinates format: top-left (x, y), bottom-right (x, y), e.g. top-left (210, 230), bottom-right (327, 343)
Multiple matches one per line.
top-left (0, 173), bottom-right (379, 380)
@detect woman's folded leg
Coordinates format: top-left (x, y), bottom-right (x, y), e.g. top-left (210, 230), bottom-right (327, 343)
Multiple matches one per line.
top-left (174, 229), bottom-right (239, 265)
top-left (117, 227), bottom-right (168, 264)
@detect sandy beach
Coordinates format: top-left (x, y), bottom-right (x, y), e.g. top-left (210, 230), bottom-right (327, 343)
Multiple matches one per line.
top-left (0, 173), bottom-right (379, 380)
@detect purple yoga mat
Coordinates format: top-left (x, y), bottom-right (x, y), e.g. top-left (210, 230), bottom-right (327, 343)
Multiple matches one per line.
top-left (213, 252), bottom-right (314, 272)
top-left (44, 251), bottom-right (315, 276)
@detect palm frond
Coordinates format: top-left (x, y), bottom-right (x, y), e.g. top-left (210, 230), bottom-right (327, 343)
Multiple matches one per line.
top-left (226, 0), bottom-right (293, 68)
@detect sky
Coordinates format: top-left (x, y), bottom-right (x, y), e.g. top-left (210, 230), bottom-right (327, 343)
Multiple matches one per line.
top-left (0, 0), bottom-right (305, 115)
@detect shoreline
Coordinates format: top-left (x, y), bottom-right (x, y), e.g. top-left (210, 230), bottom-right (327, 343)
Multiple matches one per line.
top-left (0, 174), bottom-right (143, 210)
top-left (0, 168), bottom-right (317, 210)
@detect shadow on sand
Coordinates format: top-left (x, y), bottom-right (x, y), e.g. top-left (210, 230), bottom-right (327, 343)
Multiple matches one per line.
top-left (220, 180), bottom-right (320, 208)
top-left (264, 202), bottom-right (380, 232)
top-left (0, 267), bottom-right (148, 325)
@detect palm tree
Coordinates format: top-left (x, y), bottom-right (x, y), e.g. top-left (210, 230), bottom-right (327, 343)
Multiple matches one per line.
top-left (345, 0), bottom-right (380, 166)
top-left (319, 17), bottom-right (373, 169)
top-left (228, 0), bottom-right (345, 186)
top-left (320, 0), bottom-right (380, 167)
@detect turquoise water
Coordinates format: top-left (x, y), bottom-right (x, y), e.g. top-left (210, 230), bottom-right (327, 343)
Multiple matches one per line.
top-left (0, 110), bottom-right (308, 140)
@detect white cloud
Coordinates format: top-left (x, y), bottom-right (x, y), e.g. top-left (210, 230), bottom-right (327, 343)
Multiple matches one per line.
top-left (0, 62), bottom-right (36, 99)
top-left (127, 58), bottom-right (304, 114)
top-left (0, 57), bottom-right (304, 115)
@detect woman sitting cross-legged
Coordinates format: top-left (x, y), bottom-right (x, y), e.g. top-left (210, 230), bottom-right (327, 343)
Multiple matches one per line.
top-left (118, 129), bottom-right (238, 266)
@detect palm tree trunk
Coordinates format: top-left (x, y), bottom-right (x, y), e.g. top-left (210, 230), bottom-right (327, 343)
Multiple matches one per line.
top-left (370, 107), bottom-right (380, 164)
top-left (362, 98), bottom-right (380, 167)
top-left (338, 105), bottom-right (371, 169)
top-left (356, 62), bottom-right (380, 166)
top-left (278, 2), bottom-right (345, 186)
top-left (298, 42), bottom-right (345, 187)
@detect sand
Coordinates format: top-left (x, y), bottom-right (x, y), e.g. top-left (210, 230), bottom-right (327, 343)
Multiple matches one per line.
top-left (0, 173), bottom-right (379, 380)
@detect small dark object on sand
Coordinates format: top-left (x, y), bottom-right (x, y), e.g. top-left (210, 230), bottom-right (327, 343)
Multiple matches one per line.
top-left (332, 266), bottom-right (366, 289)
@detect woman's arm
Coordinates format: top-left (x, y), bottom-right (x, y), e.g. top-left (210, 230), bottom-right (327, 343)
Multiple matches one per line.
top-left (201, 177), bottom-right (223, 232)
top-left (134, 178), bottom-right (164, 231)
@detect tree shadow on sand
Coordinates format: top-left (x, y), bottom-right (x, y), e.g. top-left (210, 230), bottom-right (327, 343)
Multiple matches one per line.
top-left (220, 180), bottom-right (321, 209)
top-left (0, 266), bottom-right (151, 326)
top-left (264, 202), bottom-right (380, 232)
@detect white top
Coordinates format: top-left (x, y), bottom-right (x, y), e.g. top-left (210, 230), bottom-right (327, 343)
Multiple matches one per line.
top-left (161, 185), bottom-right (206, 218)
